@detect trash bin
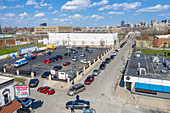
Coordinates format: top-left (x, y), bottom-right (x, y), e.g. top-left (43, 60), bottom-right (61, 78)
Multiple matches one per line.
top-left (83, 110), bottom-right (93, 113)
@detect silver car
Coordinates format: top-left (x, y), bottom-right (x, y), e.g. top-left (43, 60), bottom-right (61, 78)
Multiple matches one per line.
top-left (72, 56), bottom-right (79, 61)
top-left (92, 68), bottom-right (101, 76)
top-left (67, 83), bottom-right (86, 96)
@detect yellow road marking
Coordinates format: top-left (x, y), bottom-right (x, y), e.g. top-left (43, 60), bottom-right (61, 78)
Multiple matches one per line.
top-left (97, 79), bottom-right (101, 84)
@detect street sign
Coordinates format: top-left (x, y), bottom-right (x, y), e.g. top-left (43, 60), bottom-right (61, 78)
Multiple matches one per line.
top-left (15, 85), bottom-right (30, 98)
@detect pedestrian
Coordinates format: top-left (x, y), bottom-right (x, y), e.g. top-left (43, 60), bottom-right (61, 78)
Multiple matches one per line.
top-left (71, 105), bottom-right (75, 113)
top-left (72, 80), bottom-right (74, 85)
top-left (76, 95), bottom-right (79, 100)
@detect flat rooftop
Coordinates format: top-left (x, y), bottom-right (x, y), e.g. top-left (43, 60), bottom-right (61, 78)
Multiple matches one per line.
top-left (0, 76), bottom-right (14, 85)
top-left (126, 53), bottom-right (170, 80)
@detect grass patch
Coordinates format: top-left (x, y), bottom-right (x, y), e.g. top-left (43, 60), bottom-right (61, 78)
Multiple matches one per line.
top-left (0, 75), bottom-right (26, 82)
top-left (141, 49), bottom-right (170, 60)
top-left (0, 44), bottom-right (46, 55)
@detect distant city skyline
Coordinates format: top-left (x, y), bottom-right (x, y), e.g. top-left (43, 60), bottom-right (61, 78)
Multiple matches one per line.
top-left (0, 0), bottom-right (170, 28)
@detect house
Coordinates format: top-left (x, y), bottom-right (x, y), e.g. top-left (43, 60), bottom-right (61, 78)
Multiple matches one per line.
top-left (0, 76), bottom-right (22, 113)
top-left (136, 36), bottom-right (154, 49)
top-left (153, 34), bottom-right (170, 47)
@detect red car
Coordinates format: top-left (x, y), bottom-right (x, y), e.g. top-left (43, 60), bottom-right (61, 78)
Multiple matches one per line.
top-left (63, 61), bottom-right (71, 66)
top-left (37, 86), bottom-right (55, 95)
top-left (84, 75), bottom-right (94, 85)
top-left (41, 59), bottom-right (51, 63)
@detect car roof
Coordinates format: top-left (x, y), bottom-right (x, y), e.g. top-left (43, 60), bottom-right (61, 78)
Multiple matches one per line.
top-left (74, 83), bottom-right (84, 88)
top-left (30, 79), bottom-right (38, 82)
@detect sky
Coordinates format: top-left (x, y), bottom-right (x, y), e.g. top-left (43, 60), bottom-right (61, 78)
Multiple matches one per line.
top-left (0, 0), bottom-right (170, 28)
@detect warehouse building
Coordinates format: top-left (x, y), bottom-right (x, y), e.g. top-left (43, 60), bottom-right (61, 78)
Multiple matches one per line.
top-left (44, 32), bottom-right (118, 46)
top-left (124, 53), bottom-right (170, 99)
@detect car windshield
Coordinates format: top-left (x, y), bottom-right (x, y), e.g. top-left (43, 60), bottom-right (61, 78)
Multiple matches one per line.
top-left (93, 70), bottom-right (98, 72)
top-left (86, 78), bottom-right (91, 81)
top-left (69, 86), bottom-right (76, 91)
top-left (15, 62), bottom-right (19, 64)
top-left (47, 87), bottom-right (53, 90)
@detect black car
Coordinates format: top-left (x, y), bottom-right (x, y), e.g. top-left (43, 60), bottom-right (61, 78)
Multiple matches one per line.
top-left (102, 61), bottom-right (106, 65)
top-left (28, 56), bottom-right (37, 60)
top-left (70, 49), bottom-right (78, 54)
top-left (105, 58), bottom-right (111, 64)
top-left (29, 78), bottom-right (39, 87)
top-left (63, 52), bottom-right (71, 56)
top-left (110, 55), bottom-right (114, 59)
top-left (41, 71), bottom-right (51, 78)
top-left (51, 56), bottom-right (58, 61)
top-left (56, 55), bottom-right (63, 59)
top-left (45, 51), bottom-right (52, 56)
top-left (49, 57), bottom-right (56, 62)
top-left (99, 64), bottom-right (106, 70)
top-left (115, 49), bottom-right (118, 52)
top-left (66, 100), bottom-right (90, 110)
top-left (53, 65), bottom-right (62, 71)
top-left (77, 47), bottom-right (82, 50)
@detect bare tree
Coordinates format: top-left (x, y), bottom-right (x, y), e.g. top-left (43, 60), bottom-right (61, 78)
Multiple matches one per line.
top-left (91, 41), bottom-right (94, 46)
top-left (62, 40), bottom-right (67, 46)
top-left (81, 40), bottom-right (85, 46)
top-left (73, 41), bottom-right (76, 47)
top-left (146, 40), bottom-right (153, 48)
top-left (100, 39), bottom-right (105, 47)
top-left (55, 41), bottom-right (59, 45)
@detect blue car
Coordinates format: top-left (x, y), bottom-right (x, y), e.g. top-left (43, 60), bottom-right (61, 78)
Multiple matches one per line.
top-left (15, 97), bottom-right (32, 108)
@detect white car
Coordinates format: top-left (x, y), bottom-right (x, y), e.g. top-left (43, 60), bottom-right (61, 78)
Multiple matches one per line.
top-left (80, 59), bottom-right (90, 64)
top-left (72, 56), bottom-right (79, 61)
top-left (113, 52), bottom-right (117, 56)
top-left (80, 53), bottom-right (86, 57)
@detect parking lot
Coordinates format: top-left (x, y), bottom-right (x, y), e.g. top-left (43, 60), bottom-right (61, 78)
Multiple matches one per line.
top-left (0, 46), bottom-right (108, 78)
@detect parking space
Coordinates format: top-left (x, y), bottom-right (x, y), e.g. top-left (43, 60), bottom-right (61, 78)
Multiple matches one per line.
top-left (0, 46), bottom-right (108, 77)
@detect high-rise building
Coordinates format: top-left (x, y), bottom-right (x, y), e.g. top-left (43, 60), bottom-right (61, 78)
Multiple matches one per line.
top-left (40, 23), bottom-right (47, 26)
top-left (161, 20), bottom-right (167, 23)
top-left (121, 21), bottom-right (124, 27)
top-left (0, 24), bottom-right (2, 34)
top-left (151, 20), bottom-right (157, 26)
top-left (168, 18), bottom-right (170, 23)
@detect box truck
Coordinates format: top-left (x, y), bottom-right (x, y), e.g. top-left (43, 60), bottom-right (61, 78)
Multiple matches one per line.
top-left (46, 45), bottom-right (56, 49)
top-left (14, 58), bottom-right (28, 68)
top-left (17, 46), bottom-right (39, 56)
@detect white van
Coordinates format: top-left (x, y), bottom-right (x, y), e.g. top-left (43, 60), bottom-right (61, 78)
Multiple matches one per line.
top-left (14, 58), bottom-right (28, 68)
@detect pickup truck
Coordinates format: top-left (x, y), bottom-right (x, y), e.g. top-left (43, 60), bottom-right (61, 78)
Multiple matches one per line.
top-left (15, 97), bottom-right (32, 108)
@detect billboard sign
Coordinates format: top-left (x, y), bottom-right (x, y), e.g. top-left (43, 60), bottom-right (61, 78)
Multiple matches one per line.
top-left (15, 86), bottom-right (30, 98)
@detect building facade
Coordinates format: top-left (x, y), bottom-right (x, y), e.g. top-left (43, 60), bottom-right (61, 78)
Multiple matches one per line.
top-left (33, 26), bottom-right (73, 34)
top-left (153, 34), bottom-right (170, 47)
top-left (46, 33), bottom-right (118, 46)
top-left (0, 76), bottom-right (22, 113)
top-left (136, 36), bottom-right (154, 49)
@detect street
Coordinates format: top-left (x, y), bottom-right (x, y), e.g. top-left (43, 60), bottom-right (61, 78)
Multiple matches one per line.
top-left (28, 33), bottom-right (163, 113)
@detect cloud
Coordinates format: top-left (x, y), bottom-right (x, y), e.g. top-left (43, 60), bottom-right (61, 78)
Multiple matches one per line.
top-left (61, 0), bottom-right (91, 11)
top-left (48, 6), bottom-right (53, 10)
top-left (69, 14), bottom-right (83, 18)
top-left (60, 18), bottom-right (70, 22)
top-left (91, 15), bottom-right (104, 20)
top-left (158, 13), bottom-right (170, 16)
top-left (53, 18), bottom-right (58, 21)
top-left (99, 2), bottom-right (141, 11)
top-left (34, 12), bottom-right (45, 17)
top-left (0, 6), bottom-right (8, 10)
top-left (34, 5), bottom-right (41, 8)
top-left (60, 13), bottom-right (67, 16)
top-left (90, 0), bottom-right (108, 7)
top-left (108, 11), bottom-right (124, 15)
top-left (6, 0), bottom-right (17, 1)
top-left (19, 12), bottom-right (29, 17)
top-left (51, 10), bottom-right (58, 14)
top-left (26, 0), bottom-right (37, 5)
top-left (40, 3), bottom-right (52, 7)
top-left (4, 13), bottom-right (15, 17)
top-left (136, 4), bottom-right (170, 12)
top-left (14, 5), bottom-right (24, 8)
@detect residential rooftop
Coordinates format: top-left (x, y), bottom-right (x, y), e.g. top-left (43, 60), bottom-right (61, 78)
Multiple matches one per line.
top-left (0, 76), bottom-right (14, 85)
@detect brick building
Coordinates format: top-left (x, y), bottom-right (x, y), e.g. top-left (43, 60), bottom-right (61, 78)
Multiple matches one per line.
top-left (153, 34), bottom-right (170, 47)
top-left (136, 36), bottom-right (154, 49)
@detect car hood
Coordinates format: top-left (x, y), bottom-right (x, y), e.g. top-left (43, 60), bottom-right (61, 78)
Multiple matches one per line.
top-left (84, 80), bottom-right (91, 82)
top-left (66, 101), bottom-right (72, 105)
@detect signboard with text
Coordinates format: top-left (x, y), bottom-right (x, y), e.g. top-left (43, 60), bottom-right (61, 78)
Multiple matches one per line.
top-left (15, 86), bottom-right (30, 98)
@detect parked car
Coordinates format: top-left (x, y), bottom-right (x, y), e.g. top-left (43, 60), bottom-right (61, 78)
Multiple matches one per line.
top-left (99, 64), bottom-right (106, 70)
top-left (41, 71), bottom-right (51, 78)
top-left (37, 86), bottom-right (55, 95)
top-left (41, 59), bottom-right (51, 64)
top-left (63, 61), bottom-right (71, 66)
top-left (53, 65), bottom-right (62, 71)
top-left (77, 47), bottom-right (82, 50)
top-left (105, 58), bottom-right (111, 64)
top-left (117, 48), bottom-right (120, 51)
top-left (110, 55), bottom-right (114, 59)
top-left (80, 59), bottom-right (90, 64)
top-left (45, 51), bottom-right (52, 56)
top-left (50, 56), bottom-right (58, 61)
top-left (67, 83), bottom-right (86, 96)
top-left (29, 78), bottom-right (39, 87)
top-left (66, 100), bottom-right (90, 110)
top-left (72, 56), bottom-right (79, 61)
top-left (70, 49), bottom-right (78, 54)
top-left (113, 52), bottom-right (117, 56)
top-left (15, 97), bottom-right (32, 108)
top-left (80, 53), bottom-right (86, 57)
top-left (84, 75), bottom-right (94, 85)
top-left (27, 55), bottom-right (37, 60)
top-left (92, 68), bottom-right (101, 76)
top-left (88, 49), bottom-right (93, 53)
top-left (63, 52), bottom-right (71, 56)
top-left (49, 57), bottom-right (56, 62)
top-left (115, 49), bottom-right (118, 52)
top-left (56, 55), bottom-right (63, 59)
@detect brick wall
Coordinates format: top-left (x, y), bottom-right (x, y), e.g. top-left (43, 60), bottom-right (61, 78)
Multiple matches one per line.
top-left (153, 38), bottom-right (170, 47)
